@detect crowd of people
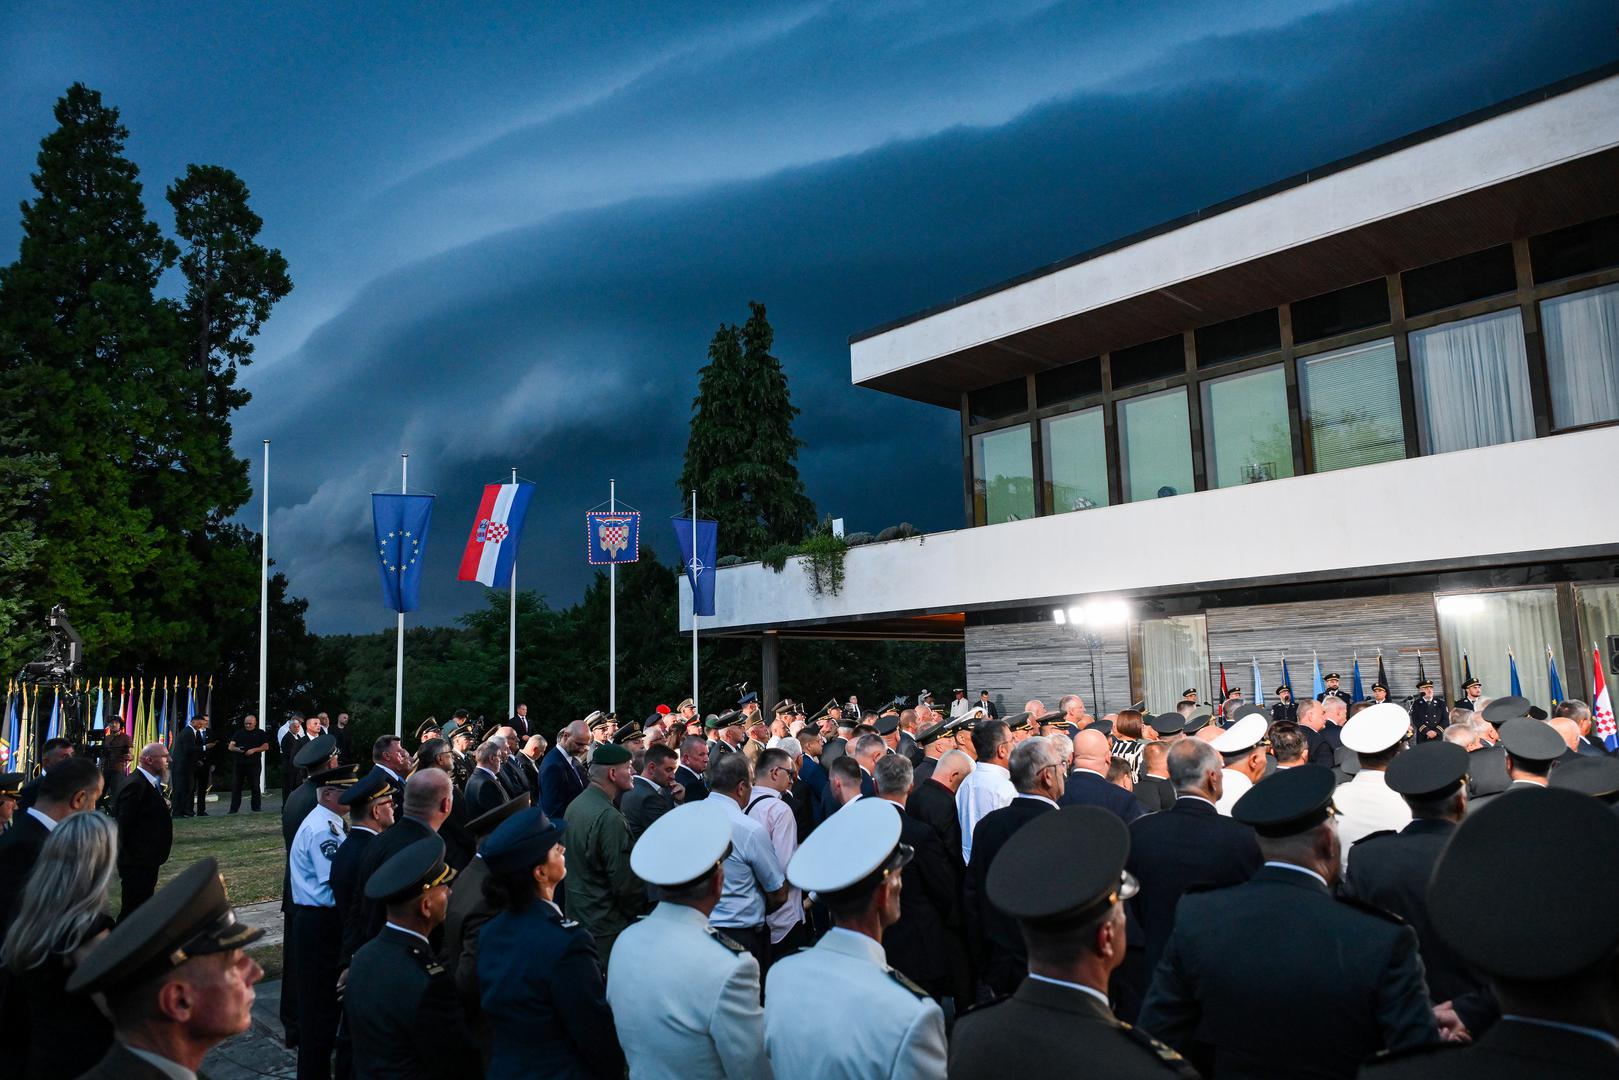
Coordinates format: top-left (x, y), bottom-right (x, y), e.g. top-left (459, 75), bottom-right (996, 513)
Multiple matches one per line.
top-left (0, 680), bottom-right (1613, 1078)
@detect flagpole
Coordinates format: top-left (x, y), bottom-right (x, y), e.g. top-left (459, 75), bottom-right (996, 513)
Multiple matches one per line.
top-left (691, 488), bottom-right (699, 715)
top-left (395, 453), bottom-right (408, 739)
top-left (258, 439), bottom-right (269, 796)
top-left (609, 478), bottom-right (617, 714)
top-left (509, 466), bottom-right (518, 722)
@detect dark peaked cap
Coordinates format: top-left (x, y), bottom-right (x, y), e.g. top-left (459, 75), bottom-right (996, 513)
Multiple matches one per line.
top-left (366, 836), bottom-right (455, 903)
top-left (1431, 788), bottom-right (1619, 980)
top-left (1482, 695), bottom-right (1533, 728)
top-left (1385, 741), bottom-right (1468, 800)
top-left (1499, 719), bottom-right (1565, 764)
top-left (294, 733), bottom-right (337, 769)
top-left (1232, 764), bottom-right (1336, 838)
top-left (988, 806), bottom-right (1137, 928)
top-left (338, 769), bottom-right (394, 808)
top-left (467, 792), bottom-right (531, 836)
top-left (1549, 756), bottom-right (1619, 803)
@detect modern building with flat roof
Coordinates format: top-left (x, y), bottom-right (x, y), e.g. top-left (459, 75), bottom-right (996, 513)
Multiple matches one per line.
top-left (682, 65), bottom-right (1619, 716)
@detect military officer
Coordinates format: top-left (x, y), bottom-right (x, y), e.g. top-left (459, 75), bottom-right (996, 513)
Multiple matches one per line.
top-left (279, 733), bottom-right (339, 1047)
top-left (1409, 679), bottom-right (1448, 742)
top-left (332, 771), bottom-right (396, 968)
top-left (1370, 682), bottom-right (1390, 704)
top-left (706, 710), bottom-right (746, 760)
top-left (414, 716), bottom-right (441, 747)
top-left (763, 797), bottom-right (946, 1079)
top-left (952, 806), bottom-right (1196, 1079)
top-left (1548, 753), bottom-right (1619, 803)
top-left (1270, 685), bottom-right (1298, 725)
top-left (1364, 789), bottom-right (1619, 1077)
top-left (444, 793), bottom-right (531, 1065)
top-left (1137, 766), bottom-right (1436, 1078)
top-left (1452, 676), bottom-right (1482, 710)
top-left (1318, 672), bottom-right (1353, 707)
top-left (606, 802), bottom-right (770, 1079)
top-left (289, 762), bottom-right (359, 1079)
top-left (562, 742), bottom-right (645, 958)
top-left (1210, 712), bottom-right (1269, 816)
top-left (1334, 703), bottom-right (1413, 866)
top-left (346, 836), bottom-right (477, 1079)
top-left (1178, 688), bottom-right (1199, 708)
top-left (1465, 707), bottom-right (1564, 813)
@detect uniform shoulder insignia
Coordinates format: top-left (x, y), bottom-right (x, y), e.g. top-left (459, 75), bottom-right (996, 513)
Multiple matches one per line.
top-left (1117, 1021), bottom-right (1199, 1077)
top-left (884, 966), bottom-right (929, 999)
top-left (951, 996), bottom-right (1008, 1023)
top-left (704, 927), bottom-right (748, 954)
top-left (423, 960), bottom-right (446, 976)
top-left (560, 917), bottom-right (581, 929)
top-left (1350, 829), bottom-right (1398, 847)
top-left (1337, 894), bottom-right (1407, 925)
top-left (319, 838), bottom-right (340, 859)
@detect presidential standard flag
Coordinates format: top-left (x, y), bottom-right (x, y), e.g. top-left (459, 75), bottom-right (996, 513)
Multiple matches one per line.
top-left (671, 515), bottom-right (718, 616)
top-left (373, 493), bottom-right (435, 613)
top-left (458, 481), bottom-right (536, 587)
top-left (588, 511), bottom-right (641, 565)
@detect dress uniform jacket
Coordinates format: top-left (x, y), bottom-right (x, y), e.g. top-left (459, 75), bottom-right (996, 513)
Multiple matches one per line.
top-left (1270, 700), bottom-right (1299, 725)
top-left (1357, 1016), bottom-right (1619, 1078)
top-left (673, 764), bottom-right (709, 803)
top-left (1452, 697), bottom-right (1479, 711)
top-left (1464, 778), bottom-right (1545, 814)
top-left (351, 816), bottom-right (439, 960)
top-left (883, 803), bottom-right (959, 994)
top-left (1137, 864), bottom-right (1437, 1080)
top-left (1319, 689), bottom-right (1353, 707)
top-left (1410, 698), bottom-right (1448, 741)
top-left (951, 976), bottom-right (1197, 1079)
top-left (764, 927), bottom-right (947, 1080)
top-left (330, 825), bottom-right (377, 963)
top-left (605, 902), bottom-right (770, 1080)
top-left (73, 1041), bottom-right (191, 1080)
top-left (561, 785), bottom-right (645, 957)
top-left (347, 924), bottom-right (479, 1080)
top-left (538, 747), bottom-right (587, 822)
top-left (964, 796), bottom-right (1055, 994)
top-left (1333, 771), bottom-right (1412, 871)
top-left (479, 899), bottom-right (624, 1080)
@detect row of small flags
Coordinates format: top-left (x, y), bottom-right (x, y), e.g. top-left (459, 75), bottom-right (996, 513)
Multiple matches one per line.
top-left (1, 677), bottom-right (212, 771)
top-left (1218, 652), bottom-right (1425, 705)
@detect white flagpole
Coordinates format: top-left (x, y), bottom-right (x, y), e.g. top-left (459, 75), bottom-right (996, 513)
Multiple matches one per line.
top-left (508, 467), bottom-right (517, 722)
top-left (609, 478), bottom-right (617, 714)
top-left (258, 439), bottom-right (269, 795)
top-left (395, 453), bottom-right (408, 739)
top-left (691, 488), bottom-right (699, 715)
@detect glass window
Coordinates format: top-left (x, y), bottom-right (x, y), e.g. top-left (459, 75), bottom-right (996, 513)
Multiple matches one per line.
top-left (1435, 589), bottom-right (1563, 708)
top-left (1041, 408), bottom-right (1109, 514)
top-left (1575, 584), bottom-right (1619, 695)
top-left (1195, 309), bottom-right (1280, 368)
top-left (971, 424), bottom-right (1034, 525)
top-left (1111, 335), bottom-right (1185, 390)
top-left (1402, 245), bottom-right (1516, 317)
top-left (1531, 214), bottom-right (1619, 285)
top-left (1409, 308), bottom-right (1534, 454)
top-left (1298, 338), bottom-right (1406, 472)
top-left (1118, 388), bottom-right (1193, 502)
top-left (1140, 615), bottom-right (1209, 714)
top-left (968, 379), bottom-right (1027, 425)
top-left (1200, 365), bottom-right (1294, 487)
top-left (1036, 358), bottom-right (1102, 408)
top-left (1541, 283), bottom-right (1619, 430)
top-left (1292, 279), bottom-right (1389, 344)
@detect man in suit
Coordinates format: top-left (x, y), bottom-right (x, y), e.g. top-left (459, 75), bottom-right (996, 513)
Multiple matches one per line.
top-left (507, 702), bottom-right (533, 744)
top-left (951, 806), bottom-right (1197, 1079)
top-left (365, 734), bottom-right (411, 817)
top-left (464, 739), bottom-right (509, 817)
top-left (874, 754), bottom-right (961, 1003)
top-left (672, 733), bottom-right (709, 803)
top-left (1138, 766), bottom-right (1436, 1078)
top-left (1555, 698), bottom-right (1609, 756)
top-left (965, 736), bottom-right (1065, 996)
top-left (1127, 740), bottom-right (1261, 986)
top-left (1060, 729), bottom-right (1145, 823)
top-left (1133, 741), bottom-right (1177, 812)
top-left (17, 737), bottom-right (75, 811)
top-left (906, 747), bottom-right (974, 1003)
top-left (0, 756), bottom-right (102, 940)
top-left (621, 743), bottom-right (681, 841)
top-left (493, 725), bottom-right (531, 797)
top-left (114, 742), bottom-right (175, 919)
top-left (170, 713), bottom-right (211, 818)
top-left (280, 714), bottom-right (309, 799)
top-left (510, 733), bottom-right (545, 804)
top-left (538, 720), bottom-right (590, 821)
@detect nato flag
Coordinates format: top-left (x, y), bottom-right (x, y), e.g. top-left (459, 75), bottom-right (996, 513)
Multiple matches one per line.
top-left (373, 493), bottom-right (435, 613)
top-left (671, 515), bottom-right (718, 616)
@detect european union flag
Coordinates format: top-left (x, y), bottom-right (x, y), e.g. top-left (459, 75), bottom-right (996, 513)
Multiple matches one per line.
top-left (373, 493), bottom-right (435, 613)
top-left (671, 515), bottom-right (718, 617)
top-left (1350, 657), bottom-right (1365, 703)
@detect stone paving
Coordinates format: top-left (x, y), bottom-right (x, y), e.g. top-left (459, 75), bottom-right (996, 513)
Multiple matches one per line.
top-left (202, 978), bottom-right (297, 1078)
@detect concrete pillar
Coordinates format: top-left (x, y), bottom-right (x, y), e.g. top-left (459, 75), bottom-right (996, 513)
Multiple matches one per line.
top-left (761, 632), bottom-right (780, 716)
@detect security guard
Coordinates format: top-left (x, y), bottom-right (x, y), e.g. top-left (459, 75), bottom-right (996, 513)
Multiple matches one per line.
top-left (1270, 685), bottom-right (1298, 725)
top-left (763, 798), bottom-right (946, 1078)
top-left (1365, 789), bottom-right (1619, 1076)
top-left (1452, 676), bottom-right (1482, 710)
top-left (289, 762), bottom-right (359, 1080)
top-left (607, 801), bottom-right (770, 1079)
top-left (1137, 766), bottom-right (1436, 1077)
top-left (1318, 673), bottom-right (1353, 707)
top-left (346, 836), bottom-right (477, 1079)
top-left (952, 806), bottom-right (1196, 1079)
top-left (1409, 679), bottom-right (1448, 742)
top-left (1179, 688), bottom-right (1199, 708)
top-left (280, 733), bottom-right (339, 1048)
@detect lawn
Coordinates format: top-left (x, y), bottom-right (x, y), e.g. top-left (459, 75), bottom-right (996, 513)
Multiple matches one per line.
top-left (108, 793), bottom-right (287, 910)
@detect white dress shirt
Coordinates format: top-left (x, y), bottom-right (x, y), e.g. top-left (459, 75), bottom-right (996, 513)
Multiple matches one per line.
top-left (711, 795), bottom-right (785, 930)
top-left (957, 761), bottom-right (1015, 862)
top-left (745, 786), bottom-right (802, 945)
top-left (1215, 769), bottom-right (1253, 816)
top-left (1334, 769), bottom-right (1412, 869)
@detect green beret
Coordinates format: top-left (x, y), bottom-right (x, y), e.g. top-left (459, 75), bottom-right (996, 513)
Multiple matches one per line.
top-left (592, 743), bottom-right (632, 766)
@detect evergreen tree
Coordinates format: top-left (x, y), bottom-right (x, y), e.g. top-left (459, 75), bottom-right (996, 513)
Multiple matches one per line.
top-left (678, 301), bottom-right (816, 559)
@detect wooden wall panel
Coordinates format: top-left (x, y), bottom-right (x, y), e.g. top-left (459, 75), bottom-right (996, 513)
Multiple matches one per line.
top-left (966, 622), bottom-right (1133, 718)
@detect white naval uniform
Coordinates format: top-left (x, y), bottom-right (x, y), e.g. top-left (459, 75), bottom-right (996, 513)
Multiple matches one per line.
top-left (763, 927), bottom-right (946, 1080)
top-left (289, 802), bottom-right (344, 906)
top-left (605, 902), bottom-right (770, 1080)
top-left (1333, 769), bottom-right (1412, 870)
top-left (1214, 768), bottom-right (1253, 817)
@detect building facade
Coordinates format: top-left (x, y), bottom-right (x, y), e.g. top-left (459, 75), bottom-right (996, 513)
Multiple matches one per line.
top-left (684, 67), bottom-right (1619, 716)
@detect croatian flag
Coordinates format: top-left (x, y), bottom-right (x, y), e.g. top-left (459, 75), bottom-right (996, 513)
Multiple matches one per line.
top-left (1594, 646), bottom-right (1616, 753)
top-left (458, 481), bottom-right (536, 588)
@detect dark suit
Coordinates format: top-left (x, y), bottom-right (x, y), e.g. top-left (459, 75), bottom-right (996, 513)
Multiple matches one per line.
top-left (330, 826), bottom-right (378, 966)
top-left (882, 802), bottom-right (958, 998)
top-left (1060, 769), bottom-right (1145, 823)
top-left (0, 813), bottom-right (50, 942)
top-left (465, 767), bottom-right (508, 818)
top-left (899, 732), bottom-right (924, 766)
top-left (906, 777), bottom-right (969, 1000)
top-left (281, 730), bottom-right (310, 796)
top-left (1466, 746), bottom-right (1512, 798)
top-left (1306, 727), bottom-right (1337, 768)
top-left (964, 796), bottom-right (1054, 996)
top-left (952, 975), bottom-right (1198, 1079)
top-left (1134, 775), bottom-right (1177, 813)
top-left (507, 713), bottom-right (533, 743)
top-left (787, 777), bottom-right (815, 840)
top-left (1138, 865), bottom-right (1437, 1079)
top-left (1359, 1016), bottom-right (1619, 1078)
top-left (673, 763), bottom-right (708, 803)
top-left (620, 776), bottom-right (674, 842)
top-left (439, 787), bottom-right (477, 872)
top-left (350, 817), bottom-right (439, 962)
top-left (796, 757), bottom-right (826, 821)
top-left (170, 724), bottom-right (206, 816)
top-left (346, 925), bottom-right (480, 1080)
top-left (508, 753), bottom-right (541, 803)
top-left (443, 855), bottom-right (498, 1065)
top-left (73, 1041), bottom-right (186, 1080)
top-left (112, 772), bottom-right (172, 917)
top-left (538, 747), bottom-right (587, 822)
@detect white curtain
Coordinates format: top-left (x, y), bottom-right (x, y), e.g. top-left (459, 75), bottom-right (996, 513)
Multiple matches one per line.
top-left (1141, 615), bottom-right (1208, 713)
top-left (1410, 308), bottom-right (1534, 454)
top-left (1542, 284), bottom-right (1619, 429)
top-left (1576, 584), bottom-right (1619, 692)
top-left (1436, 589), bottom-right (1562, 709)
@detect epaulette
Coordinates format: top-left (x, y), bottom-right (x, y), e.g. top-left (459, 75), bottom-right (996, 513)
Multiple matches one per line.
top-left (1116, 1022), bottom-right (1199, 1078)
top-left (1336, 894), bottom-right (1407, 925)
top-left (705, 927), bottom-right (748, 954)
top-left (560, 917), bottom-right (581, 929)
top-left (1350, 829), bottom-right (1398, 847)
top-left (884, 966), bottom-right (929, 999)
top-left (951, 995), bottom-right (1008, 1023)
top-left (405, 943), bottom-right (448, 977)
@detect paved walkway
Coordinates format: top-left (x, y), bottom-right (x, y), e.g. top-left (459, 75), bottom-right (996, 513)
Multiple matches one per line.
top-left (202, 978), bottom-right (296, 1078)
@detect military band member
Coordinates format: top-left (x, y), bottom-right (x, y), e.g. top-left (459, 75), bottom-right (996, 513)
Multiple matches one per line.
top-left (1270, 685), bottom-right (1298, 725)
top-left (1318, 673), bottom-right (1353, 707)
top-left (1452, 676), bottom-right (1482, 711)
top-left (289, 762), bottom-right (359, 1079)
top-left (764, 797), bottom-right (947, 1079)
top-left (607, 801), bottom-right (771, 1080)
top-left (1410, 680), bottom-right (1447, 741)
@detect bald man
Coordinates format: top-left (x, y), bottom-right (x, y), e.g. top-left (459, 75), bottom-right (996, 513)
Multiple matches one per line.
top-left (1057, 730), bottom-right (1143, 823)
top-left (115, 742), bottom-right (175, 917)
top-left (539, 720), bottom-right (590, 820)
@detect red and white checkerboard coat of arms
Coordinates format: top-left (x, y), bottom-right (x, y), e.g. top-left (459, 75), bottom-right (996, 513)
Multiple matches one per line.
top-left (477, 519), bottom-right (509, 544)
top-left (599, 521), bottom-right (628, 558)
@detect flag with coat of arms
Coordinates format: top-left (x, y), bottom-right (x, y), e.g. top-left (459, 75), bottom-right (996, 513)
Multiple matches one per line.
top-left (458, 481), bottom-right (536, 587)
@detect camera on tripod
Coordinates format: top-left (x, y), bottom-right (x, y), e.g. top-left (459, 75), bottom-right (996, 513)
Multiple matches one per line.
top-left (20, 606), bottom-right (83, 682)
